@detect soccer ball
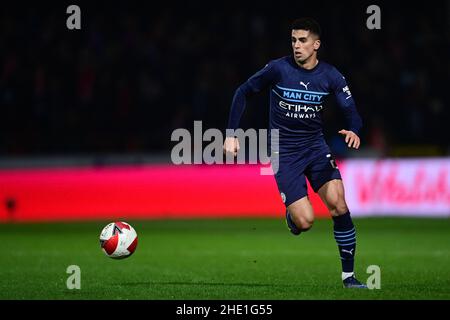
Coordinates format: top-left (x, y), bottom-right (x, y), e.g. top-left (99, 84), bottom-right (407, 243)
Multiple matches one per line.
top-left (99, 221), bottom-right (138, 259)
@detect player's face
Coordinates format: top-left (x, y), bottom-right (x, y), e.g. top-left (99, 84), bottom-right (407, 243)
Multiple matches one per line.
top-left (291, 29), bottom-right (320, 64)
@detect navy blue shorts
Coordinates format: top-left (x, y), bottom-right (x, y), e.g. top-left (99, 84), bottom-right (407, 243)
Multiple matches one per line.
top-left (271, 147), bottom-right (342, 207)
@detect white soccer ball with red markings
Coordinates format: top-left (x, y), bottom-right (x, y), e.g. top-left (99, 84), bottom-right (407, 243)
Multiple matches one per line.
top-left (100, 221), bottom-right (138, 259)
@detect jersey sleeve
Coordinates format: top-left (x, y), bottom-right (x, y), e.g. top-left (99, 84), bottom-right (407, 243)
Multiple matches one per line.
top-left (227, 61), bottom-right (279, 132)
top-left (330, 67), bottom-right (363, 135)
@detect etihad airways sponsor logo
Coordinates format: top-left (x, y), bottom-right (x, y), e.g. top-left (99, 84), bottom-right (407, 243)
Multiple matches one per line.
top-left (278, 101), bottom-right (323, 119)
top-left (279, 101), bottom-right (323, 112)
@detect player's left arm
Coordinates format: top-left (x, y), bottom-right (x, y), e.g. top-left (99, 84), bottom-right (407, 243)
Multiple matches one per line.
top-left (331, 68), bottom-right (363, 149)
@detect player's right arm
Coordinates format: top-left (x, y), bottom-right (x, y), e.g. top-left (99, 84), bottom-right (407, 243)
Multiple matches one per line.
top-left (224, 61), bottom-right (279, 155)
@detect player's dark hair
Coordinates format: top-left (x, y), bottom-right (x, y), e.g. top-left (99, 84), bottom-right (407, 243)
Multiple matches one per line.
top-left (291, 18), bottom-right (321, 38)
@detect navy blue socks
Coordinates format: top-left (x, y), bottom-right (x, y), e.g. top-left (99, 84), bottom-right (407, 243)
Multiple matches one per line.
top-left (332, 211), bottom-right (356, 279)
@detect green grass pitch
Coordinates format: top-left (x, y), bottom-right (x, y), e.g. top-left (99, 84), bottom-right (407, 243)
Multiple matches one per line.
top-left (0, 217), bottom-right (449, 300)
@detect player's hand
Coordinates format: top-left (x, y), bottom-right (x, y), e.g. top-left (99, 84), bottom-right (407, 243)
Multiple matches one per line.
top-left (223, 137), bottom-right (240, 156)
top-left (338, 130), bottom-right (360, 149)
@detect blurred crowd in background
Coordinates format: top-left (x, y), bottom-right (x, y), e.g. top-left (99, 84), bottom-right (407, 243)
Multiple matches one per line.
top-left (1, 1), bottom-right (449, 158)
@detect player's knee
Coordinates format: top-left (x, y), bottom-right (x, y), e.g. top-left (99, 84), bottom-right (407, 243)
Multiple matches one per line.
top-left (288, 199), bottom-right (315, 231)
top-left (294, 215), bottom-right (314, 232)
top-left (297, 215), bottom-right (314, 231)
top-left (328, 200), bottom-right (348, 216)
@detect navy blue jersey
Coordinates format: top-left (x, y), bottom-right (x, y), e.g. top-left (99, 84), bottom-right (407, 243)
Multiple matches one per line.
top-left (227, 55), bottom-right (362, 151)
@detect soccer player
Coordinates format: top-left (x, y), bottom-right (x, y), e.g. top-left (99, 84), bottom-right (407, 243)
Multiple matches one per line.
top-left (224, 18), bottom-right (367, 288)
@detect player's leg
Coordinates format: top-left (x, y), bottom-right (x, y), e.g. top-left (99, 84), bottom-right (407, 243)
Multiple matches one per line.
top-left (272, 150), bottom-right (313, 236)
top-left (279, 174), bottom-right (315, 236)
top-left (317, 178), bottom-right (347, 216)
top-left (307, 152), bottom-right (367, 288)
top-left (286, 195), bottom-right (315, 234)
top-left (317, 179), bottom-right (366, 288)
